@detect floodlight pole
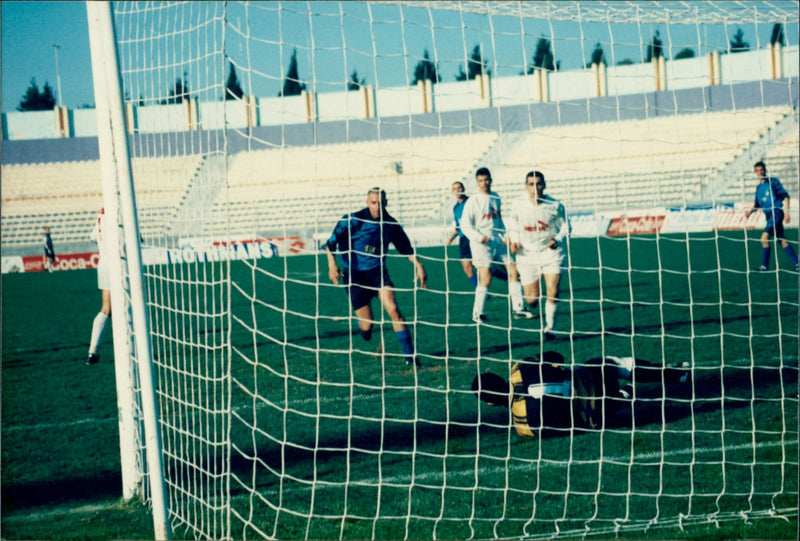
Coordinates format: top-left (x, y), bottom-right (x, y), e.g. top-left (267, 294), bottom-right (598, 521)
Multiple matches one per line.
top-left (86, 2), bottom-right (171, 540)
top-left (53, 44), bottom-right (63, 107)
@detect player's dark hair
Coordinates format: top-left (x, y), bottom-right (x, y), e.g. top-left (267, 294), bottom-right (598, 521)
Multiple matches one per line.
top-left (452, 181), bottom-right (465, 190)
top-left (526, 171), bottom-right (546, 187)
top-left (368, 187), bottom-right (388, 207)
top-left (753, 161), bottom-right (766, 171)
top-left (475, 167), bottom-right (492, 179)
top-left (472, 372), bottom-right (509, 405)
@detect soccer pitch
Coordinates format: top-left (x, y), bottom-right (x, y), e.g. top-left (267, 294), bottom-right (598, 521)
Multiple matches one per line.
top-left (2, 230), bottom-right (798, 540)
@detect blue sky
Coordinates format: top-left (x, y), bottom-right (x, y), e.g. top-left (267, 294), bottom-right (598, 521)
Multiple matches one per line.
top-left (2, 1), bottom-right (94, 111)
top-left (2, 1), bottom-right (797, 112)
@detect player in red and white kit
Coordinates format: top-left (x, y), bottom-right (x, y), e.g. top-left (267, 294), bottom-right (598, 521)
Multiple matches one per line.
top-left (506, 171), bottom-right (569, 339)
top-left (460, 167), bottom-right (532, 323)
top-left (86, 208), bottom-right (112, 365)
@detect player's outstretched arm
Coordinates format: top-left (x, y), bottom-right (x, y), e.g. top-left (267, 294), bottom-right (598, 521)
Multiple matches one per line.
top-left (326, 247), bottom-right (341, 284)
top-left (408, 255), bottom-right (427, 288)
top-left (784, 197), bottom-right (790, 224)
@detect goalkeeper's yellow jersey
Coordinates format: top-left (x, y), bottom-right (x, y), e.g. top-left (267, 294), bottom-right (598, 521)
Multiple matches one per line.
top-left (508, 360), bottom-right (612, 437)
top-left (509, 361), bottom-right (572, 437)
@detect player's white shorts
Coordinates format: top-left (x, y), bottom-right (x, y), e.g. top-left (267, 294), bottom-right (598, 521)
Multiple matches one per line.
top-left (516, 249), bottom-right (565, 285)
top-left (469, 236), bottom-right (512, 268)
top-left (97, 257), bottom-right (110, 290)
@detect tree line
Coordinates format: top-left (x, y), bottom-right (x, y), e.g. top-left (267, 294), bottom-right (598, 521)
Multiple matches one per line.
top-left (16, 25), bottom-right (785, 111)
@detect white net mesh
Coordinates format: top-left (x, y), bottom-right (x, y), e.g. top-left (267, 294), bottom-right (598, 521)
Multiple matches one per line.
top-left (107, 1), bottom-right (798, 538)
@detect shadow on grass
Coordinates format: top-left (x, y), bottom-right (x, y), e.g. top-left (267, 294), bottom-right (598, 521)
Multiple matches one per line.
top-left (4, 366), bottom-right (795, 511)
top-left (221, 365), bottom-right (798, 495)
top-left (2, 471), bottom-right (122, 511)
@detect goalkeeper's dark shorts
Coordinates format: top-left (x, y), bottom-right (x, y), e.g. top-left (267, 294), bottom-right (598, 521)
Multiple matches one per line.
top-left (343, 267), bottom-right (394, 311)
top-left (765, 210), bottom-right (786, 240)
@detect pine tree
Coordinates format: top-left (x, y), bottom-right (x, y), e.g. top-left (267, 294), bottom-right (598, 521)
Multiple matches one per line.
top-left (347, 69), bottom-right (366, 91)
top-left (41, 83), bottom-right (56, 109)
top-left (646, 30), bottom-right (663, 62)
top-left (412, 49), bottom-right (439, 85)
top-left (280, 49), bottom-right (306, 97)
top-left (729, 28), bottom-right (749, 53)
top-left (770, 23), bottom-right (785, 46)
top-left (456, 45), bottom-right (489, 81)
top-left (164, 75), bottom-right (190, 104)
top-left (225, 63), bottom-right (244, 100)
top-left (589, 43), bottom-right (606, 67)
top-left (17, 78), bottom-right (56, 111)
top-left (529, 37), bottom-right (556, 72)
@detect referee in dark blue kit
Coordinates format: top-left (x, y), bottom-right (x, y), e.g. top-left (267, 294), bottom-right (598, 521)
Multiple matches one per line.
top-left (326, 187), bottom-right (427, 367)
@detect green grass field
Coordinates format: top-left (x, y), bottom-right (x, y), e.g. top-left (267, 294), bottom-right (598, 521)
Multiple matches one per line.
top-left (2, 230), bottom-right (798, 540)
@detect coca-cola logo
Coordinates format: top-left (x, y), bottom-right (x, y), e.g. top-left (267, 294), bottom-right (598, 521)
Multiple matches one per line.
top-left (20, 252), bottom-right (98, 273)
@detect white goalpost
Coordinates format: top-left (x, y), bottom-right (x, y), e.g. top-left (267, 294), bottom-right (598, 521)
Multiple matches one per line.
top-left (86, 2), bottom-right (170, 539)
top-left (90, 1), bottom-right (798, 539)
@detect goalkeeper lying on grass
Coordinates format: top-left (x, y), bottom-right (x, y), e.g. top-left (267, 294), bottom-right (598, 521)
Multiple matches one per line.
top-left (472, 351), bottom-right (690, 437)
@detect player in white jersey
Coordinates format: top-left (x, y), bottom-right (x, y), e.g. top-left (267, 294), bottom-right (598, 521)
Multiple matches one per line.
top-left (86, 208), bottom-right (112, 365)
top-left (459, 167), bottom-right (533, 322)
top-left (506, 171), bottom-right (569, 339)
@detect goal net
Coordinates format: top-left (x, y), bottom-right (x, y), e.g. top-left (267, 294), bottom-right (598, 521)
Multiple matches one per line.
top-left (98, 1), bottom-right (798, 538)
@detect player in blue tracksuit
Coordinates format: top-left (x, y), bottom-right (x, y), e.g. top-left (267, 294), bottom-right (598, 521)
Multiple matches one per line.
top-left (447, 181), bottom-right (508, 288)
top-left (745, 161), bottom-right (798, 271)
top-left (326, 187), bottom-right (427, 367)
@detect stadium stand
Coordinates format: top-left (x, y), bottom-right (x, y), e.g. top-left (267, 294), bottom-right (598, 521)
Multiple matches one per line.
top-left (1, 106), bottom-right (794, 252)
top-left (490, 106), bottom-right (794, 210)
top-left (1, 155), bottom-right (202, 249)
top-left (210, 132), bottom-right (498, 235)
top-left (715, 132), bottom-right (799, 202)
top-left (1, 160), bottom-right (103, 248)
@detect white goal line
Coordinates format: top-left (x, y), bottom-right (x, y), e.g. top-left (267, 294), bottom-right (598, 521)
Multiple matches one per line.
top-left (9, 439), bottom-right (796, 526)
top-left (260, 437), bottom-right (799, 489)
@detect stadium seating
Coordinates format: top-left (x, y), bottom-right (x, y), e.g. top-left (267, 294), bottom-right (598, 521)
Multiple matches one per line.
top-left (1, 160), bottom-right (103, 248)
top-left (1, 155), bottom-right (202, 248)
top-left (211, 133), bottom-right (498, 236)
top-left (490, 106), bottom-right (793, 210)
top-left (714, 135), bottom-right (799, 202)
top-left (1, 107), bottom-right (795, 252)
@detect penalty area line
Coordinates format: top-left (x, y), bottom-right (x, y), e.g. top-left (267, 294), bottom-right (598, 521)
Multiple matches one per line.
top-left (3, 416), bottom-right (116, 433)
top-left (2, 501), bottom-right (128, 523)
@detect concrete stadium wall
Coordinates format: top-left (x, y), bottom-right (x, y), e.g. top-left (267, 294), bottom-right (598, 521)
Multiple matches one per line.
top-left (2, 44), bottom-right (796, 143)
top-left (2, 77), bottom-right (796, 166)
